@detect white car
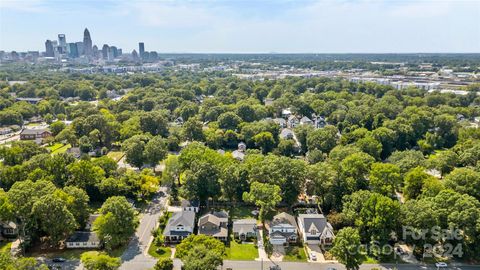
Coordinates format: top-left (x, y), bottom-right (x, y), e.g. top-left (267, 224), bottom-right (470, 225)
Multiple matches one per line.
top-left (435, 262), bottom-right (448, 268)
top-left (309, 252), bottom-right (317, 261)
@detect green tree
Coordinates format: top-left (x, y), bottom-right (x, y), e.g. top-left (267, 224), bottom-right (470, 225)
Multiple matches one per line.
top-left (444, 167), bottom-right (480, 201)
top-left (32, 194), bottom-right (77, 246)
top-left (175, 234), bottom-right (225, 259)
top-left (218, 112), bottom-right (242, 130)
top-left (403, 166), bottom-right (441, 200)
top-left (183, 117), bottom-right (205, 141)
top-left (369, 163), bottom-right (401, 196)
top-left (253, 131), bottom-right (275, 154)
top-left (243, 182), bottom-right (282, 222)
top-left (94, 196), bottom-right (138, 250)
top-left (81, 251), bottom-right (121, 270)
top-left (330, 227), bottom-right (363, 270)
top-left (306, 125), bottom-right (338, 153)
top-left (182, 246), bottom-right (223, 270)
top-left (277, 139), bottom-right (296, 157)
top-left (154, 258), bottom-right (174, 270)
top-left (144, 136), bottom-right (168, 166)
top-left (67, 160), bottom-right (105, 190)
top-left (122, 135), bottom-right (147, 168)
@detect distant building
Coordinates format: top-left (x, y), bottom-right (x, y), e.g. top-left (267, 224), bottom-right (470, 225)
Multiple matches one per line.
top-left (58, 34), bottom-right (67, 53)
top-left (20, 127), bottom-right (52, 141)
top-left (75, 42), bottom-right (84, 56)
top-left (45, 40), bottom-right (54, 57)
top-left (102, 44), bottom-right (109, 59)
top-left (15, 97), bottom-right (42, 104)
top-left (83, 28), bottom-right (93, 56)
top-left (139, 42), bottom-right (145, 59)
top-left (68, 43), bottom-right (79, 58)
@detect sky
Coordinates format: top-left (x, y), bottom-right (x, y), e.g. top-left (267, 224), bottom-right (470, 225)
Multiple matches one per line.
top-left (0, 0), bottom-right (479, 53)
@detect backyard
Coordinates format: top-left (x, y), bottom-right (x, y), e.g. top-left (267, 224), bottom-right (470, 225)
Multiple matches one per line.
top-left (106, 151), bottom-right (125, 162)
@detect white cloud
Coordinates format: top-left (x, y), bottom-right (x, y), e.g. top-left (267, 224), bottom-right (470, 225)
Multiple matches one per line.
top-left (0, 0), bottom-right (47, 12)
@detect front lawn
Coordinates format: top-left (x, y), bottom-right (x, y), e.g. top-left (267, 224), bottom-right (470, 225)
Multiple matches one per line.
top-left (148, 244), bottom-right (172, 259)
top-left (225, 241), bottom-right (258, 260)
top-left (283, 245), bottom-right (307, 262)
top-left (26, 244), bottom-right (127, 260)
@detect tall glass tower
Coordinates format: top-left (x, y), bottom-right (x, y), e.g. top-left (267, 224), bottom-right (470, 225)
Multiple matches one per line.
top-left (83, 28), bottom-right (93, 56)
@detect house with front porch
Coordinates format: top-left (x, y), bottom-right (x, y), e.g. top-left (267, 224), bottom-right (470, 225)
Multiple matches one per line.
top-left (268, 212), bottom-right (298, 245)
top-left (233, 219), bottom-right (257, 240)
top-left (297, 214), bottom-right (335, 245)
top-left (198, 211), bottom-right (229, 242)
top-left (163, 210), bottom-right (195, 243)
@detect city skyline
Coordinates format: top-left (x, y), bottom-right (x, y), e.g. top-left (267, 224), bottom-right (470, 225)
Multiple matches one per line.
top-left (1, 0), bottom-right (480, 53)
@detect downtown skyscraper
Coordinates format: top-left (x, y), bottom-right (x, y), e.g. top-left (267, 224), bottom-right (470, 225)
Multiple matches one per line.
top-left (83, 28), bottom-right (93, 56)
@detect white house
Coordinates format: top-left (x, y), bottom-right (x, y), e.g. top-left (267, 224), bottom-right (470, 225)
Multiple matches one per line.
top-left (287, 115), bottom-right (299, 128)
top-left (268, 212), bottom-right (298, 245)
top-left (297, 214), bottom-right (335, 245)
top-left (65, 231), bottom-right (100, 249)
top-left (163, 210), bottom-right (196, 243)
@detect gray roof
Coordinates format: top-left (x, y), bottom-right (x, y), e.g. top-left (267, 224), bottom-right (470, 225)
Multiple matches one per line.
top-left (271, 212), bottom-right (297, 228)
top-left (280, 128), bottom-right (294, 139)
top-left (164, 211), bottom-right (195, 235)
top-left (66, 231), bottom-right (99, 243)
top-left (20, 128), bottom-right (51, 135)
top-left (233, 219), bottom-right (257, 234)
top-left (298, 214), bottom-right (334, 238)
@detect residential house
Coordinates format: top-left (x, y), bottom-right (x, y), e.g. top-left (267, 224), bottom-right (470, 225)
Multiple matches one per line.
top-left (15, 97), bottom-right (42, 104)
top-left (66, 147), bottom-right (82, 159)
top-left (273, 118), bottom-right (287, 128)
top-left (280, 128), bottom-right (294, 140)
top-left (163, 210), bottom-right (196, 243)
top-left (287, 115), bottom-right (299, 128)
top-left (299, 116), bottom-right (313, 126)
top-left (181, 200), bottom-right (199, 213)
top-left (268, 212), bottom-right (298, 245)
top-left (0, 127), bottom-right (12, 135)
top-left (198, 211), bottom-right (229, 242)
top-left (281, 108), bottom-right (292, 118)
top-left (232, 142), bottom-right (247, 161)
top-left (233, 219), bottom-right (257, 240)
top-left (65, 231), bottom-right (100, 249)
top-left (174, 117), bottom-right (184, 126)
top-left (297, 214), bottom-right (335, 245)
top-left (85, 214), bottom-right (100, 231)
top-left (313, 116), bottom-right (327, 129)
top-left (0, 221), bottom-right (18, 238)
top-left (20, 128), bottom-right (52, 141)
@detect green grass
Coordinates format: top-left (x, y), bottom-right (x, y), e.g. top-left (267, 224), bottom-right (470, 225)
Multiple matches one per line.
top-left (230, 206), bottom-right (257, 220)
top-left (225, 241), bottom-right (258, 260)
top-left (283, 246), bottom-right (307, 262)
top-left (106, 151), bottom-right (125, 162)
top-left (26, 244), bottom-right (128, 260)
top-left (0, 242), bottom-right (12, 252)
top-left (46, 143), bottom-right (71, 155)
top-left (148, 244), bottom-right (172, 259)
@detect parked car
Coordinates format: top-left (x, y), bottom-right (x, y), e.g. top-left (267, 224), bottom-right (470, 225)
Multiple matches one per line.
top-left (309, 252), bottom-right (317, 261)
top-left (51, 257), bottom-right (66, 263)
top-left (435, 262), bottom-right (448, 268)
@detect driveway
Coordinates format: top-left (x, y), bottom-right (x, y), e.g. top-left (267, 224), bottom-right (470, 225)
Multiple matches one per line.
top-left (255, 230), bottom-right (269, 261)
top-left (271, 245), bottom-right (284, 261)
top-left (305, 244), bottom-right (325, 263)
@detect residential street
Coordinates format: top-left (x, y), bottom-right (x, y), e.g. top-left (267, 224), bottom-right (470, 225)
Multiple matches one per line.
top-left (119, 187), bottom-right (168, 270)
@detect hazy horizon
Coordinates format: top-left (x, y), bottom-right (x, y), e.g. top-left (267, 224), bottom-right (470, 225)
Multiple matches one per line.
top-left (1, 0), bottom-right (479, 53)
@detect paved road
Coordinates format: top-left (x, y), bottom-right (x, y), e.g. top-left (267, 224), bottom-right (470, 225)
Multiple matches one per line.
top-left (119, 187), bottom-right (168, 270)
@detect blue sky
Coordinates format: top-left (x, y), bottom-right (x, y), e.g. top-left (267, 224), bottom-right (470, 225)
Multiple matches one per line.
top-left (1, 0), bottom-right (479, 53)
